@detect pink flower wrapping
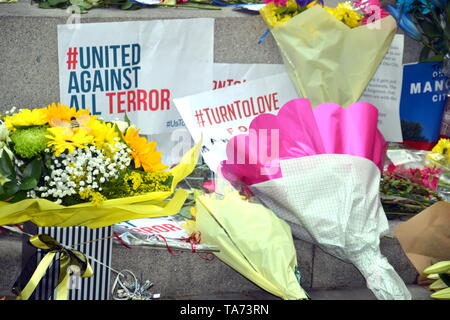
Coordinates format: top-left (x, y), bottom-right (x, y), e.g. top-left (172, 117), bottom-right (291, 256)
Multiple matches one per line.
top-left (221, 98), bottom-right (387, 186)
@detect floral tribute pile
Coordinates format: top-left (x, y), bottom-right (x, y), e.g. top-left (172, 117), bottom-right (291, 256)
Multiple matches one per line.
top-left (260, 0), bottom-right (388, 28)
top-left (0, 103), bottom-right (171, 206)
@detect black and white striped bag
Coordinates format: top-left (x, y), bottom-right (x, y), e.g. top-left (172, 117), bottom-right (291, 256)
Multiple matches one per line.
top-left (22, 223), bottom-right (112, 300)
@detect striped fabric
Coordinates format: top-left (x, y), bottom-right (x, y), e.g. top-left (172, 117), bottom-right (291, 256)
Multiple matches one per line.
top-left (32, 226), bottom-right (113, 300)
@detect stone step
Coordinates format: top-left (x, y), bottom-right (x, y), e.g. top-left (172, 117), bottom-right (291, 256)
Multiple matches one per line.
top-left (0, 220), bottom-right (419, 299)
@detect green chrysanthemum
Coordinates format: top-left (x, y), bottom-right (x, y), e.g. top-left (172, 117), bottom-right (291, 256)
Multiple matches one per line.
top-left (10, 126), bottom-right (49, 159)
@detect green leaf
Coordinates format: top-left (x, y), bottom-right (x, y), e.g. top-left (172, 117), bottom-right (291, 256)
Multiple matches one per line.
top-left (419, 46), bottom-right (431, 62)
top-left (48, 0), bottom-right (69, 6)
top-left (0, 153), bottom-right (14, 178)
top-left (70, 0), bottom-right (93, 10)
top-left (9, 191), bottom-right (27, 203)
top-left (422, 54), bottom-right (444, 62)
top-left (124, 113), bottom-right (132, 126)
top-left (38, 2), bottom-right (54, 8)
top-left (120, 1), bottom-right (142, 9)
top-left (3, 179), bottom-right (19, 196)
top-left (418, 19), bottom-right (443, 38)
top-left (19, 177), bottom-right (38, 191)
top-left (23, 158), bottom-right (42, 180)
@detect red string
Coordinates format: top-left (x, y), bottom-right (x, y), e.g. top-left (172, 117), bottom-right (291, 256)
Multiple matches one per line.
top-left (151, 232), bottom-right (215, 261)
top-left (182, 232), bottom-right (215, 261)
top-left (153, 234), bottom-right (180, 257)
top-left (113, 232), bottom-right (132, 249)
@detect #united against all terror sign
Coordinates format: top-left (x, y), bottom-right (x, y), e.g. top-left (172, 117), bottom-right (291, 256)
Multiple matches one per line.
top-left (58, 19), bottom-right (214, 134)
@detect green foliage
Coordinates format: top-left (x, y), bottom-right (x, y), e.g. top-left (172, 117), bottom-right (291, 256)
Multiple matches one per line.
top-left (0, 151), bottom-right (44, 202)
top-left (10, 126), bottom-right (49, 159)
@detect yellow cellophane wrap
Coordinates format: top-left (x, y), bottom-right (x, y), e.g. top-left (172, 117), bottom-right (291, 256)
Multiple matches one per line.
top-left (0, 142), bottom-right (200, 229)
top-left (260, 5), bottom-right (397, 107)
top-left (192, 192), bottom-right (308, 300)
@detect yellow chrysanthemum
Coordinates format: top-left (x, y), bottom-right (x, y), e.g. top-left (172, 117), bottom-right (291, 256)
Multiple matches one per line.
top-left (260, 0), bottom-right (299, 28)
top-left (4, 108), bottom-right (48, 131)
top-left (86, 119), bottom-right (119, 149)
top-left (46, 102), bottom-right (90, 124)
top-left (46, 127), bottom-right (94, 156)
top-left (122, 127), bottom-right (168, 173)
top-left (325, 2), bottom-right (362, 28)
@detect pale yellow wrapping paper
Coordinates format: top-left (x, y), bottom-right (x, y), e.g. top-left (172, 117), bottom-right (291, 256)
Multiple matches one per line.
top-left (0, 143), bottom-right (201, 229)
top-left (192, 192), bottom-right (308, 300)
top-left (266, 5), bottom-right (397, 107)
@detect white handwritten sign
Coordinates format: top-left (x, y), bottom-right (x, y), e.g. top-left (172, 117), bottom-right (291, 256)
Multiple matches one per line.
top-left (174, 72), bottom-right (300, 172)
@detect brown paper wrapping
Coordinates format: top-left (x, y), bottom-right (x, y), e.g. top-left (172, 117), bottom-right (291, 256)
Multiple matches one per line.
top-left (394, 201), bottom-right (450, 285)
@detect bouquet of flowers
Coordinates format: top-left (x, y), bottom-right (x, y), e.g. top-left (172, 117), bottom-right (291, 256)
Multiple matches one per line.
top-left (259, 0), bottom-right (396, 107)
top-left (381, 138), bottom-right (450, 214)
top-left (380, 163), bottom-right (443, 216)
top-left (221, 98), bottom-right (411, 300)
top-left (423, 261), bottom-right (450, 300)
top-left (182, 190), bottom-right (309, 300)
top-left (386, 0), bottom-right (450, 65)
top-left (0, 103), bottom-right (199, 228)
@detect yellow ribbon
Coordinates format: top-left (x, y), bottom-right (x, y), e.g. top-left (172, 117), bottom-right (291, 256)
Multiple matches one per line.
top-left (15, 234), bottom-right (93, 300)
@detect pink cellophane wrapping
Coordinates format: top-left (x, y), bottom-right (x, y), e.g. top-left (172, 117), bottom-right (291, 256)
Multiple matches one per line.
top-left (221, 98), bottom-right (387, 185)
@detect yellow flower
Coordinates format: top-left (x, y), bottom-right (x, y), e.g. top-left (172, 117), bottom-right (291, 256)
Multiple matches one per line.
top-left (86, 119), bottom-right (119, 149)
top-left (46, 102), bottom-right (90, 125)
top-left (79, 188), bottom-right (106, 205)
top-left (260, 0), bottom-right (299, 28)
top-left (4, 108), bottom-right (48, 131)
top-left (122, 127), bottom-right (168, 173)
top-left (46, 127), bottom-right (94, 156)
top-left (431, 138), bottom-right (450, 156)
top-left (325, 2), bottom-right (362, 28)
top-left (428, 138), bottom-right (450, 163)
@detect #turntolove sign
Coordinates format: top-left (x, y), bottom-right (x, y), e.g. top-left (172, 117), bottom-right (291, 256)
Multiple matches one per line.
top-left (174, 72), bottom-right (300, 172)
top-left (58, 19), bottom-right (214, 134)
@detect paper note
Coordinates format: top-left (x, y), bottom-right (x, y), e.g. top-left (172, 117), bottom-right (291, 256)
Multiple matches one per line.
top-left (360, 34), bottom-right (404, 142)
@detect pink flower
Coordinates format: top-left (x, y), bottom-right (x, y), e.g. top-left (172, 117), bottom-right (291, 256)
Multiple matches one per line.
top-left (353, 0), bottom-right (390, 25)
top-left (384, 164), bottom-right (441, 191)
top-left (202, 180), bottom-right (216, 193)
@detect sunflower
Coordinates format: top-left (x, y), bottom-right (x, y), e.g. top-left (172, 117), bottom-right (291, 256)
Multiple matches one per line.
top-left (122, 127), bottom-right (168, 173)
top-left (46, 127), bottom-right (94, 156)
top-left (46, 102), bottom-right (90, 125)
top-left (4, 108), bottom-right (48, 131)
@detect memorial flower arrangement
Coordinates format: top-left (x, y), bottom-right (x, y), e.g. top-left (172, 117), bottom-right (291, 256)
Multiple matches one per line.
top-left (0, 103), bottom-right (170, 205)
top-left (380, 163), bottom-right (443, 215)
top-left (0, 103), bottom-right (200, 228)
top-left (220, 98), bottom-right (411, 300)
top-left (31, 0), bottom-right (260, 12)
top-left (386, 0), bottom-right (450, 63)
top-left (260, 0), bottom-right (366, 28)
top-left (423, 261), bottom-right (450, 300)
top-left (259, 0), bottom-right (397, 108)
